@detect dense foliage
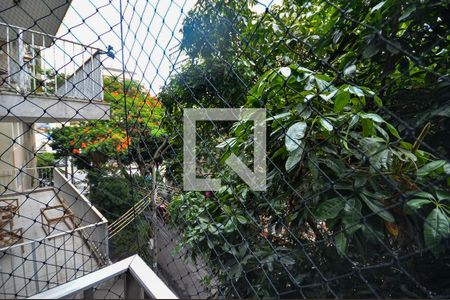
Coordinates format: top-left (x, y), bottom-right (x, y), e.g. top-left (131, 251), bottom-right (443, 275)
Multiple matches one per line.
top-left (159, 0), bottom-right (450, 297)
top-left (36, 152), bottom-right (56, 167)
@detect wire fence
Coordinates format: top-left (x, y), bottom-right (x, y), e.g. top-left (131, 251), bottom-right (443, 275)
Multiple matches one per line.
top-left (0, 0), bottom-right (449, 298)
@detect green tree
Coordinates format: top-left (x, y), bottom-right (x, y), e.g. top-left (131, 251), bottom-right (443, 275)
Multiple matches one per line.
top-left (161, 0), bottom-right (450, 297)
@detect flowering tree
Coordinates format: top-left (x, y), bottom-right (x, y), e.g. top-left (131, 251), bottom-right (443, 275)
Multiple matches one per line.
top-left (49, 76), bottom-right (168, 261)
top-left (50, 76), bottom-right (166, 177)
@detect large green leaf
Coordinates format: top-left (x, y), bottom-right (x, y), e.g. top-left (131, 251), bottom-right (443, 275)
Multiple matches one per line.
top-left (335, 232), bottom-right (347, 255)
top-left (279, 255), bottom-right (296, 266)
top-left (360, 193), bottom-right (395, 222)
top-left (319, 118), bottom-right (333, 131)
top-left (444, 163), bottom-right (450, 175)
top-left (371, 1), bottom-right (386, 13)
top-left (315, 197), bottom-right (346, 220)
top-left (436, 191), bottom-right (450, 202)
top-left (417, 160), bottom-right (447, 177)
top-left (424, 208), bottom-right (450, 256)
top-left (334, 90), bottom-right (350, 112)
top-left (360, 113), bottom-right (385, 123)
top-left (410, 191), bottom-right (435, 200)
top-left (386, 123), bottom-right (400, 139)
top-left (285, 122), bottom-right (307, 152)
top-left (285, 144), bottom-right (304, 171)
top-left (399, 5), bottom-right (415, 21)
top-left (236, 215), bottom-right (248, 224)
top-left (343, 198), bottom-right (362, 225)
top-left (406, 199), bottom-right (433, 210)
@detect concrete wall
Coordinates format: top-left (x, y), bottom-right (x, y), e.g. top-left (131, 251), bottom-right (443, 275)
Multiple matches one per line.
top-left (152, 216), bottom-right (217, 299)
top-left (0, 92), bottom-right (110, 122)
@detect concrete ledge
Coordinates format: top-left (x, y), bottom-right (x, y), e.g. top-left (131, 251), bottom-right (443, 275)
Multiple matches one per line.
top-left (0, 91), bottom-right (110, 122)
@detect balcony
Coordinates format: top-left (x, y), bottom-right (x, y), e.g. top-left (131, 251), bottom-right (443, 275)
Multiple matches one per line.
top-left (29, 255), bottom-right (178, 299)
top-left (0, 22), bottom-right (110, 123)
top-left (0, 167), bottom-right (108, 298)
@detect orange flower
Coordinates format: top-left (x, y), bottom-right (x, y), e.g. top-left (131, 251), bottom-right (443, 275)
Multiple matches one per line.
top-left (72, 149), bottom-right (80, 155)
top-left (138, 117), bottom-right (143, 123)
top-left (111, 91), bottom-right (119, 97)
top-left (116, 144), bottom-right (121, 151)
top-left (69, 140), bottom-right (75, 146)
top-left (260, 230), bottom-right (269, 238)
top-left (81, 143), bottom-right (87, 149)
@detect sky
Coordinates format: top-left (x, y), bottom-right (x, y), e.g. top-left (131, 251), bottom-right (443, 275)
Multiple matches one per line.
top-left (55, 0), bottom-right (279, 95)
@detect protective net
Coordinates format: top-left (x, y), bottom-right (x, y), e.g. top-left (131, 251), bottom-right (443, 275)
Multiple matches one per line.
top-left (0, 0), bottom-right (449, 298)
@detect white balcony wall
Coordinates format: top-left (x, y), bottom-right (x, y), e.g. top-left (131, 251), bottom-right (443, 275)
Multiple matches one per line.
top-left (53, 169), bottom-right (109, 264)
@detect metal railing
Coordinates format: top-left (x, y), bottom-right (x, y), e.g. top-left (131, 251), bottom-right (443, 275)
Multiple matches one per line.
top-left (0, 22), bottom-right (104, 101)
top-left (0, 166), bottom-right (54, 193)
top-left (0, 227), bottom-right (104, 298)
top-left (29, 255), bottom-right (178, 299)
top-left (0, 168), bottom-right (109, 298)
top-left (29, 166), bottom-right (54, 188)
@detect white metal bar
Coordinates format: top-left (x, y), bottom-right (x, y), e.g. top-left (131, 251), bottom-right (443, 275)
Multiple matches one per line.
top-left (31, 241), bottom-right (40, 293)
top-left (63, 41), bottom-right (67, 95)
top-left (42, 35), bottom-right (47, 94)
top-left (0, 264), bottom-right (7, 296)
top-left (22, 254), bottom-right (28, 297)
top-left (0, 21), bottom-right (102, 51)
top-left (72, 234), bottom-right (77, 279)
top-left (6, 26), bottom-right (10, 85)
top-left (31, 32), bottom-right (36, 92)
top-left (90, 48), bottom-right (94, 99)
top-left (43, 240), bottom-right (50, 290)
top-left (72, 42), bottom-right (76, 98)
top-left (17, 29), bottom-right (25, 92)
top-left (82, 46), bottom-right (86, 99)
top-left (53, 44), bottom-right (57, 94)
top-left (80, 233), bottom-right (85, 276)
top-left (63, 235), bottom-right (68, 282)
top-left (53, 238), bottom-right (58, 285)
top-left (11, 249), bottom-right (18, 296)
